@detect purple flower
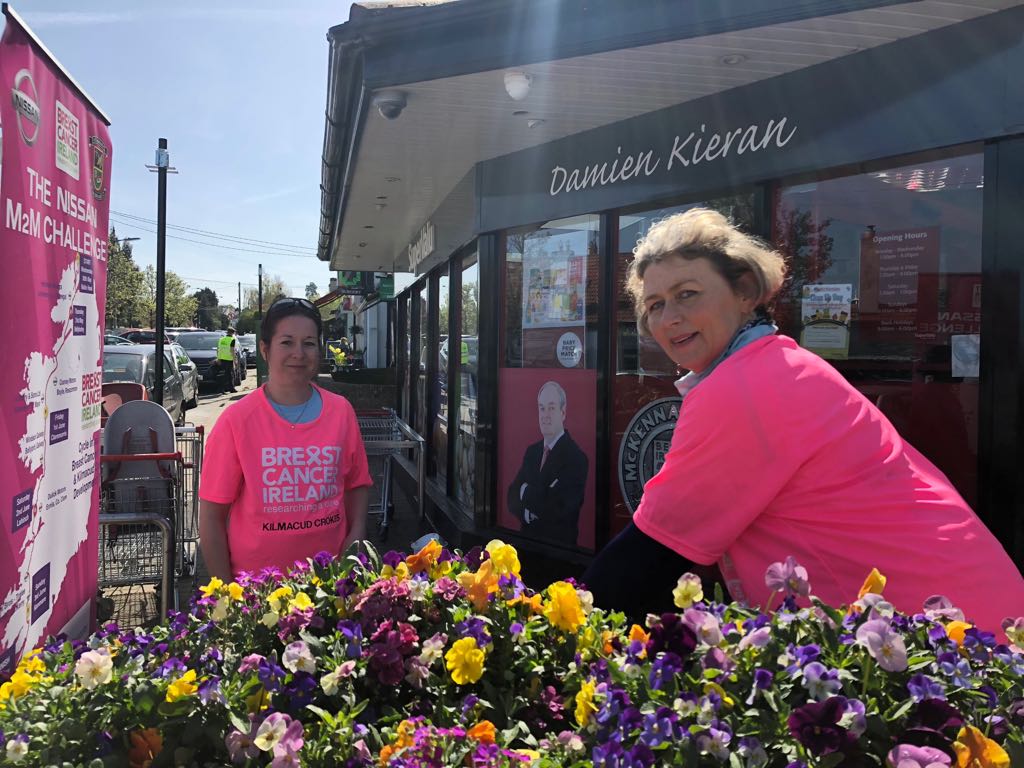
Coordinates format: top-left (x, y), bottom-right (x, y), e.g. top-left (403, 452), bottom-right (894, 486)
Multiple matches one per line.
top-left (455, 617), bottom-right (492, 648)
top-left (794, 643), bottom-right (821, 667)
top-left (698, 725), bottom-right (732, 761)
top-left (908, 674), bottom-right (946, 703)
top-left (382, 550), bottom-right (404, 568)
top-left (225, 716), bottom-right (260, 763)
top-left (886, 743), bottom-right (951, 768)
top-left (745, 667), bottom-right (774, 705)
top-left (922, 596), bottom-right (964, 623)
top-left (856, 619), bottom-right (908, 672)
top-left (840, 699), bottom-right (867, 738)
top-left (199, 676), bottom-right (224, 704)
top-left (646, 614), bottom-right (697, 658)
top-left (639, 706), bottom-right (678, 747)
top-left (510, 622), bottom-right (524, 637)
top-left (239, 653), bottom-right (266, 674)
top-left (337, 620), bottom-right (364, 659)
top-left (765, 556), bottom-right (810, 597)
top-left (802, 662), bottom-right (842, 701)
top-left (257, 657), bottom-right (286, 691)
top-left (313, 550), bottom-right (334, 567)
top-left (937, 654), bottom-right (973, 688)
top-left (787, 696), bottom-right (856, 756)
top-left (648, 652), bottom-right (682, 691)
top-left (906, 699), bottom-right (965, 733)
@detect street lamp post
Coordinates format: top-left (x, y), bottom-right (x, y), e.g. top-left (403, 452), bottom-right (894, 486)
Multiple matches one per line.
top-left (145, 139), bottom-right (177, 405)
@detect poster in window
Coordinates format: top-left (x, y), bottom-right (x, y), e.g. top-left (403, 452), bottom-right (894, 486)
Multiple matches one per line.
top-left (522, 241), bottom-right (585, 329)
top-left (497, 369), bottom-right (596, 550)
top-left (800, 284), bottom-right (852, 358)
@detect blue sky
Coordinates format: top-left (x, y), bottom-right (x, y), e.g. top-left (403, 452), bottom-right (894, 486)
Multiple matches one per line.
top-left (13, 1), bottom-right (359, 304)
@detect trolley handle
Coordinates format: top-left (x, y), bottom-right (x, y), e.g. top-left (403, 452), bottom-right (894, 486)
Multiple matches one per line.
top-left (101, 452), bottom-right (183, 463)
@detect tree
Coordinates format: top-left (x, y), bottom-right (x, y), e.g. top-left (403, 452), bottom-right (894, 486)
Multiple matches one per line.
top-left (142, 265), bottom-right (198, 327)
top-left (236, 308), bottom-right (259, 335)
top-left (192, 287), bottom-right (220, 330)
top-left (305, 282), bottom-right (319, 301)
top-left (243, 274), bottom-right (288, 311)
top-left (104, 230), bottom-right (146, 329)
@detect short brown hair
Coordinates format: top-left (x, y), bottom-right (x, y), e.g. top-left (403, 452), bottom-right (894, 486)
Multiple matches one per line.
top-left (626, 207), bottom-right (786, 336)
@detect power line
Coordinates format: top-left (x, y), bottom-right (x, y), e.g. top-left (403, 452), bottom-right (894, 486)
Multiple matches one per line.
top-left (111, 217), bottom-right (320, 258)
top-left (111, 209), bottom-right (317, 252)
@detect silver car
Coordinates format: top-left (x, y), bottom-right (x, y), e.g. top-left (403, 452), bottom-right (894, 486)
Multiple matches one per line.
top-left (170, 343), bottom-right (198, 408)
top-left (102, 344), bottom-right (187, 425)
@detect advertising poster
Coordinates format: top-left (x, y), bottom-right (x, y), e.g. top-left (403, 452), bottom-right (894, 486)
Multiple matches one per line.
top-left (0, 15), bottom-right (112, 672)
top-left (522, 241), bottom-right (585, 329)
top-left (497, 369), bottom-right (596, 550)
top-left (799, 284), bottom-right (852, 358)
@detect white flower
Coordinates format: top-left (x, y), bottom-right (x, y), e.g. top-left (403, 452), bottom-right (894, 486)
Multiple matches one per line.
top-left (320, 670), bottom-right (341, 696)
top-left (211, 596), bottom-right (230, 622)
top-left (282, 641), bottom-right (316, 674)
top-left (261, 611), bottom-right (279, 628)
top-left (75, 648), bottom-right (113, 689)
top-left (673, 573), bottom-right (704, 609)
top-left (577, 589), bottom-right (594, 616)
top-left (418, 633), bottom-right (446, 666)
top-left (6, 737), bottom-right (29, 764)
top-left (407, 578), bottom-right (430, 602)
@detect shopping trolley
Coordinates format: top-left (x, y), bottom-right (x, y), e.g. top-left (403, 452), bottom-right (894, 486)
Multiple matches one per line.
top-left (174, 425), bottom-right (204, 577)
top-left (97, 451), bottom-right (183, 625)
top-left (356, 409), bottom-right (424, 541)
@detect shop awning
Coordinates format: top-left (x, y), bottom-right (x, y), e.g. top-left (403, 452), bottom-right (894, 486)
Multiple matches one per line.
top-left (318, 0), bottom-right (1021, 272)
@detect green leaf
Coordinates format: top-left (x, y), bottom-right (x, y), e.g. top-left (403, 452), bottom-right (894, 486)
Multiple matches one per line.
top-left (306, 705), bottom-right (337, 728)
top-left (817, 752), bottom-right (847, 768)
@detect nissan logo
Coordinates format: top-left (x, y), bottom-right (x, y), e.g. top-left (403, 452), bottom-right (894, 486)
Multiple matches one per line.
top-left (12, 69), bottom-right (40, 146)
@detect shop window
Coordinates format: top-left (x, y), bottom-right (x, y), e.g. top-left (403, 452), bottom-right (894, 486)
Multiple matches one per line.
top-left (773, 151), bottom-right (982, 507)
top-left (609, 195), bottom-right (756, 534)
top-left (498, 215), bottom-right (600, 550)
top-left (455, 253), bottom-right (479, 509)
top-left (432, 272), bottom-right (451, 481)
top-left (414, 282), bottom-right (430, 438)
top-left (399, 294), bottom-right (410, 423)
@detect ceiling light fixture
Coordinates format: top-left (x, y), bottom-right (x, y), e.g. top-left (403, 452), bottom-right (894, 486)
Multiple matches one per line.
top-left (720, 53), bottom-right (747, 66)
top-left (504, 71), bottom-right (533, 101)
top-left (512, 109), bottom-right (529, 116)
top-left (385, 176), bottom-right (400, 183)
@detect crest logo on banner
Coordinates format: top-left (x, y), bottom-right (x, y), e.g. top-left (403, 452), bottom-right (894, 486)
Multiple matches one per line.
top-left (89, 136), bottom-right (108, 200)
top-left (11, 68), bottom-right (40, 145)
top-left (55, 100), bottom-right (80, 179)
top-left (618, 397), bottom-right (681, 514)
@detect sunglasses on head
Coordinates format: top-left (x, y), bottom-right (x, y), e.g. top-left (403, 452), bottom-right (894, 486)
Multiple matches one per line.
top-left (269, 297), bottom-right (317, 313)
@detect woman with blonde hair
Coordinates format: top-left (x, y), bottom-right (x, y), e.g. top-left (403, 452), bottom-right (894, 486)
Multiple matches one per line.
top-left (583, 208), bottom-right (1023, 635)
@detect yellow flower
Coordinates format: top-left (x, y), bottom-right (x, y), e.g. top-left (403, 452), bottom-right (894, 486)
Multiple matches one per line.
top-left (485, 540), bottom-right (521, 576)
top-left (165, 669), bottom-right (199, 703)
top-left (199, 576), bottom-right (224, 598)
top-left (1, 670), bottom-right (37, 701)
top-left (467, 720), bottom-right (496, 743)
top-left (445, 637), bottom-right (485, 685)
top-left (19, 649), bottom-right (45, 675)
top-left (946, 620), bottom-right (973, 646)
top-left (858, 568), bottom-right (887, 598)
top-left (288, 592), bottom-right (313, 612)
top-left (543, 581), bottom-right (585, 632)
top-left (575, 678), bottom-right (597, 727)
top-left (267, 585), bottom-right (293, 613)
top-left (227, 582), bottom-right (244, 601)
top-left (953, 725), bottom-right (1010, 768)
top-left (673, 573), bottom-right (704, 609)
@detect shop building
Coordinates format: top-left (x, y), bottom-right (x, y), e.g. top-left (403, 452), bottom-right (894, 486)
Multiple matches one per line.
top-left (318, 0), bottom-right (1024, 572)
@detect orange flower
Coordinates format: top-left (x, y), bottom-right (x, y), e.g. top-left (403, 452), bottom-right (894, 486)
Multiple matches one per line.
top-left (509, 592), bottom-right (543, 615)
top-left (946, 620), bottom-right (973, 646)
top-left (405, 538), bottom-right (442, 574)
top-left (858, 568), bottom-right (887, 598)
top-left (953, 725), bottom-right (1010, 768)
top-left (467, 720), bottom-right (497, 743)
top-left (628, 624), bottom-right (649, 659)
top-left (601, 630), bottom-right (616, 655)
top-left (457, 560), bottom-right (499, 611)
top-left (127, 728), bottom-right (162, 768)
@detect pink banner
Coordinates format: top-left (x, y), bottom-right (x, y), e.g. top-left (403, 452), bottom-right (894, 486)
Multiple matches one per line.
top-left (0, 15), bottom-right (112, 672)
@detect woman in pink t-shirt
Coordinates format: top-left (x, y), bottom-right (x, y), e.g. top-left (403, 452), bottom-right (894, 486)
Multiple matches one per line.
top-left (583, 208), bottom-right (1024, 635)
top-left (198, 298), bottom-right (372, 579)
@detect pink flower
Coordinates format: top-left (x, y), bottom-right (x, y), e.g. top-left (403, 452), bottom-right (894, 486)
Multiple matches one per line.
top-left (886, 743), bottom-right (951, 768)
top-left (765, 556), bottom-right (810, 597)
top-left (238, 654), bottom-right (266, 674)
top-left (225, 716), bottom-right (260, 764)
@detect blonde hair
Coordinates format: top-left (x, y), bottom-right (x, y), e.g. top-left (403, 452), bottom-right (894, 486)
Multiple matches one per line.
top-left (626, 207), bottom-right (786, 336)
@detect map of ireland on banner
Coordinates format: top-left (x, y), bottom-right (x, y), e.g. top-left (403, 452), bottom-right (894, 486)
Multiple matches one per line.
top-left (0, 12), bottom-right (112, 672)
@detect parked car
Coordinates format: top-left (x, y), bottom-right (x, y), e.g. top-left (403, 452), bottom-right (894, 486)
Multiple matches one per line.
top-left (176, 331), bottom-right (245, 389)
top-left (104, 333), bottom-right (133, 345)
top-left (102, 344), bottom-right (186, 424)
top-left (119, 328), bottom-right (173, 345)
top-left (237, 334), bottom-right (258, 368)
top-left (170, 343), bottom-right (198, 408)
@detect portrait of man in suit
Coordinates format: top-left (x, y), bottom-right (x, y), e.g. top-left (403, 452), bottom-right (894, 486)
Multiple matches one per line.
top-left (506, 380), bottom-right (589, 547)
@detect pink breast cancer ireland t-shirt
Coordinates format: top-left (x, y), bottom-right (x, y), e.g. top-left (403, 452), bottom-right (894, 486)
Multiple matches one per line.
top-left (199, 386), bottom-right (372, 576)
top-left (633, 335), bottom-right (1024, 634)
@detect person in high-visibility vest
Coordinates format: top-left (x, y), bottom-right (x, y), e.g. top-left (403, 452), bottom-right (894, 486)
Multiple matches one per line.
top-left (216, 327), bottom-right (238, 393)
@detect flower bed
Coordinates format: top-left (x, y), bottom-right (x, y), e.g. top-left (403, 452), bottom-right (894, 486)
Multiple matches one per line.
top-left (0, 541), bottom-right (1021, 767)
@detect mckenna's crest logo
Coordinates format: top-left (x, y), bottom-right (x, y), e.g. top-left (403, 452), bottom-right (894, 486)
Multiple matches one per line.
top-left (11, 68), bottom-right (40, 146)
top-left (618, 397), bottom-right (681, 514)
top-left (89, 136), bottom-right (108, 200)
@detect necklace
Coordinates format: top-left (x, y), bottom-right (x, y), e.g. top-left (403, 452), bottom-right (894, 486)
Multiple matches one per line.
top-left (287, 395), bottom-right (312, 429)
top-left (268, 386), bottom-right (315, 429)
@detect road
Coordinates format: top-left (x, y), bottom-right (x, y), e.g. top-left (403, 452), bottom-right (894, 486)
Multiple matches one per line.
top-left (184, 366), bottom-right (259, 434)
